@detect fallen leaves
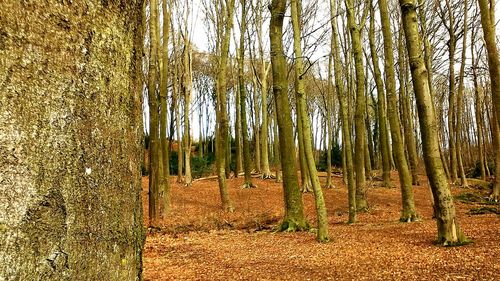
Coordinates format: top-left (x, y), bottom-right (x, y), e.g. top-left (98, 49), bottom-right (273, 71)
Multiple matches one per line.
top-left (142, 173), bottom-right (500, 280)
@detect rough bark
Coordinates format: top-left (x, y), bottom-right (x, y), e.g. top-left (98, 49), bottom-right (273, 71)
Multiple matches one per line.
top-left (0, 1), bottom-right (145, 279)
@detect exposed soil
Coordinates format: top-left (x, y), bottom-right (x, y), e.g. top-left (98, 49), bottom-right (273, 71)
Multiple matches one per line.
top-left (142, 172), bottom-right (499, 280)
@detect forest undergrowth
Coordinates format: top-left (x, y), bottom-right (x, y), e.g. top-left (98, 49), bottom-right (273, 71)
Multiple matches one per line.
top-left (142, 172), bottom-right (499, 280)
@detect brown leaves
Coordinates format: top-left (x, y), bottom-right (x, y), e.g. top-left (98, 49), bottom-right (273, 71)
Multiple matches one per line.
top-left (142, 174), bottom-right (500, 280)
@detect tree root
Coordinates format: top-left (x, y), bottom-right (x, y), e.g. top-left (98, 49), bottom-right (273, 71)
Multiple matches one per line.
top-left (260, 172), bottom-right (276, 179)
top-left (240, 182), bottom-right (257, 189)
top-left (276, 220), bottom-right (310, 232)
top-left (399, 213), bottom-right (420, 223)
top-left (323, 182), bottom-right (336, 189)
top-left (301, 182), bottom-right (313, 193)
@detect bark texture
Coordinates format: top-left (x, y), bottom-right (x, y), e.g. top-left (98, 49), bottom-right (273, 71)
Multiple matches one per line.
top-left (0, 1), bottom-right (144, 279)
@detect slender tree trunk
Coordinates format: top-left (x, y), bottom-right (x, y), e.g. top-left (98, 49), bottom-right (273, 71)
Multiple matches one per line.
top-left (398, 29), bottom-right (420, 186)
top-left (148, 0), bottom-right (160, 227)
top-left (235, 80), bottom-right (243, 177)
top-left (399, 0), bottom-right (468, 244)
top-left (367, 5), bottom-right (391, 187)
top-left (269, 0), bottom-right (309, 231)
top-left (380, 0), bottom-right (418, 221)
top-left (325, 53), bottom-right (335, 188)
top-left (160, 0), bottom-right (171, 214)
top-left (332, 0), bottom-right (356, 223)
top-left (238, 0), bottom-right (256, 188)
top-left (471, 28), bottom-right (487, 180)
top-left (345, 0), bottom-right (368, 212)
top-left (182, 9), bottom-right (193, 186)
top-left (291, 0), bottom-right (329, 241)
top-left (456, 0), bottom-right (469, 187)
top-left (215, 0), bottom-right (236, 211)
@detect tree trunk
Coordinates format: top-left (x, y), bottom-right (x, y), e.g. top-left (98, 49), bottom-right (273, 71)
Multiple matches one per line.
top-left (332, 0), bottom-right (356, 223)
top-left (367, 5), bottom-right (391, 187)
top-left (0, 1), bottom-right (144, 279)
top-left (455, 0), bottom-right (468, 187)
top-left (398, 32), bottom-right (421, 186)
top-left (238, 0), bottom-right (256, 188)
top-left (149, 0), bottom-right (161, 226)
top-left (345, 0), bottom-right (368, 212)
top-left (380, 0), bottom-right (418, 221)
top-left (160, 0), bottom-right (172, 215)
top-left (215, 0), bottom-right (236, 211)
top-left (399, 0), bottom-right (468, 244)
top-left (477, 0), bottom-right (500, 201)
top-left (182, 10), bottom-right (193, 186)
top-left (269, 0), bottom-right (309, 231)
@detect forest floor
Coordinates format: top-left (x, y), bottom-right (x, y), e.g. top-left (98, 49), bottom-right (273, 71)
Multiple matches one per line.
top-left (142, 171), bottom-right (499, 280)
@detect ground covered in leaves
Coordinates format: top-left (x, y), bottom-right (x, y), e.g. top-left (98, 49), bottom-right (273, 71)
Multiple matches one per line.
top-left (142, 172), bottom-right (499, 280)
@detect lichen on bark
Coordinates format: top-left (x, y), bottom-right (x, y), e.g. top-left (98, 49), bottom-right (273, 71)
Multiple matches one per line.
top-left (0, 1), bottom-right (145, 280)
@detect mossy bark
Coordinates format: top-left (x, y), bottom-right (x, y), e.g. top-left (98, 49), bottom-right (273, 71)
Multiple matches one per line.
top-left (0, 0), bottom-right (145, 279)
top-left (399, 0), bottom-right (468, 244)
top-left (269, 0), bottom-right (308, 231)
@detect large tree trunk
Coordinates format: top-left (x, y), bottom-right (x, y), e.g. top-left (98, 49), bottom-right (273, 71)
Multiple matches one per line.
top-left (399, 0), bottom-right (468, 245)
top-left (269, 0), bottom-right (309, 231)
top-left (0, 1), bottom-right (144, 279)
top-left (477, 0), bottom-right (500, 201)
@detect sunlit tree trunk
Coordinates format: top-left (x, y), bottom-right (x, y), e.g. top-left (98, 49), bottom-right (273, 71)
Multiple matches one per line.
top-left (399, 0), bottom-right (468, 244)
top-left (269, 0), bottom-right (309, 231)
top-left (182, 5), bottom-right (193, 186)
